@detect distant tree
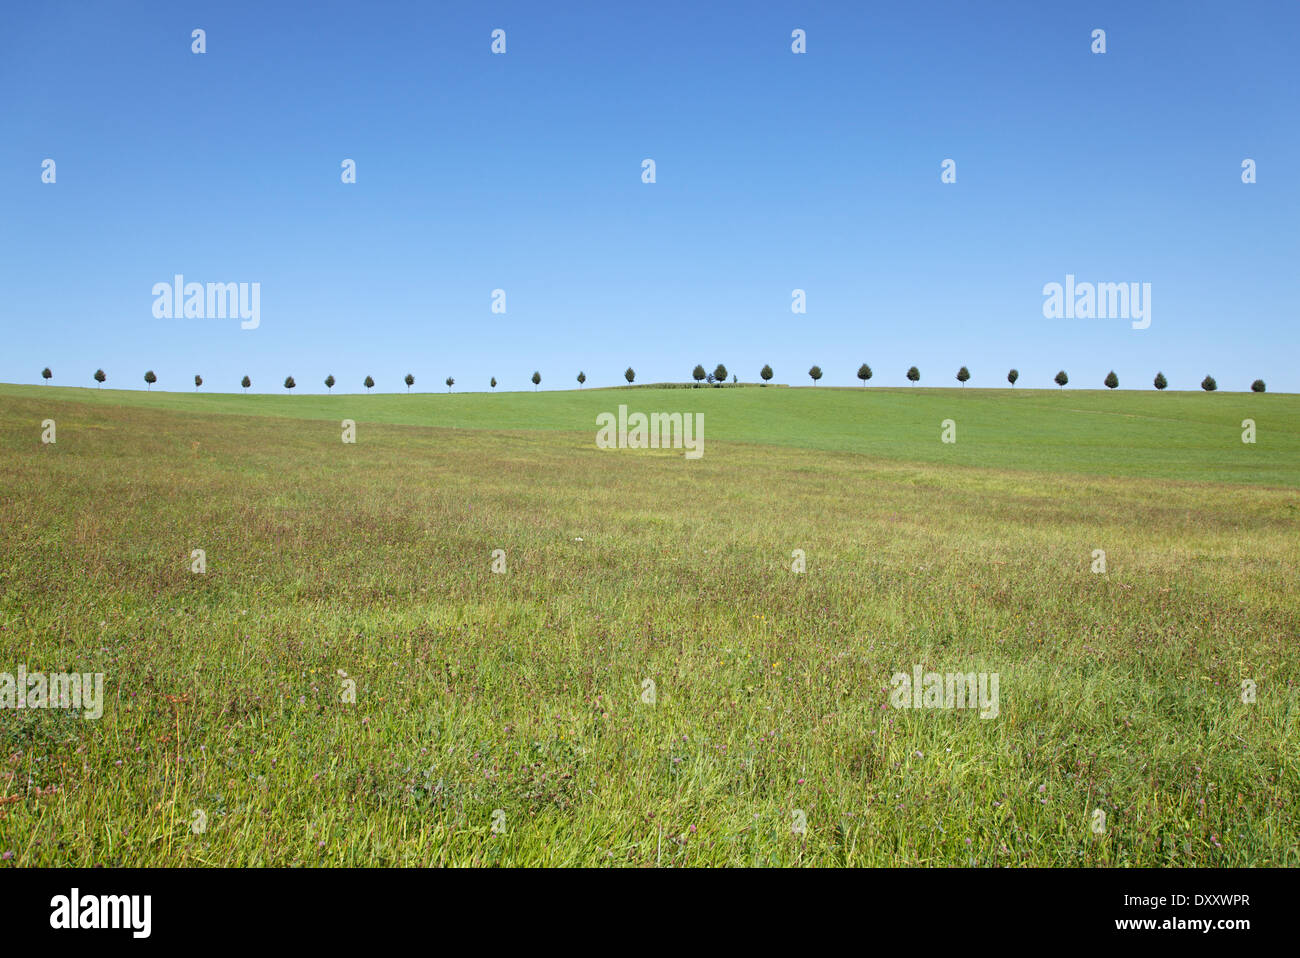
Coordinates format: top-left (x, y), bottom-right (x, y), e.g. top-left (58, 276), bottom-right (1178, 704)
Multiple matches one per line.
top-left (732, 374), bottom-right (738, 384)
top-left (706, 371), bottom-right (716, 385)
top-left (760, 364), bottom-right (774, 385)
top-left (194, 374), bottom-right (203, 390)
top-left (490, 377), bottom-right (497, 389)
top-left (577, 371), bottom-right (586, 387)
top-left (857, 363), bottom-right (872, 385)
top-left (692, 364), bottom-right (706, 387)
top-left (624, 367), bottom-right (635, 384)
top-left (956, 366), bottom-right (971, 386)
top-left (1201, 375), bottom-right (1217, 392)
top-left (1054, 370), bottom-right (1068, 388)
top-left (94, 369), bottom-right (106, 389)
top-left (404, 373), bottom-right (415, 392)
top-left (41, 367), bottom-right (52, 383)
top-left (445, 376), bottom-right (454, 392)
top-left (1007, 369), bottom-right (1019, 387)
top-left (324, 374), bottom-right (335, 391)
top-left (284, 376), bottom-right (296, 391)
top-left (1153, 371), bottom-right (1167, 390)
top-left (713, 363), bottom-right (727, 384)
top-left (808, 365), bottom-right (823, 385)
top-left (531, 371), bottom-right (541, 390)
top-left (241, 375), bottom-right (251, 393)
top-left (1104, 370), bottom-right (1119, 389)
top-left (143, 370), bottom-right (157, 390)
top-left (906, 366), bottom-right (920, 385)
top-left (1251, 379), bottom-right (1266, 393)
top-left (364, 375), bottom-right (375, 393)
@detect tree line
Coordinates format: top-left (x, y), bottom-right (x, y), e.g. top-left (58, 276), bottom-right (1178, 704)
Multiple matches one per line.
top-left (42, 366), bottom-right (1268, 393)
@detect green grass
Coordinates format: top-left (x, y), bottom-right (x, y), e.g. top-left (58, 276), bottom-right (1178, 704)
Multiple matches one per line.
top-left (0, 384), bottom-right (1296, 866)
top-left (4, 382), bottom-right (1295, 486)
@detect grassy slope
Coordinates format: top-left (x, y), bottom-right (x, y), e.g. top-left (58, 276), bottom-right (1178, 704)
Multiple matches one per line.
top-left (0, 390), bottom-right (1296, 865)
top-left (2, 382), bottom-right (1297, 486)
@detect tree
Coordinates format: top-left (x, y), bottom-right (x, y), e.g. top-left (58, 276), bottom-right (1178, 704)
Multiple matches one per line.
top-left (241, 375), bottom-right (251, 393)
top-left (713, 364), bottom-right (728, 384)
top-left (857, 363), bottom-right (872, 385)
top-left (760, 364), bottom-right (774, 385)
top-left (445, 376), bottom-right (455, 392)
top-left (404, 373), bottom-right (415, 392)
top-left (41, 367), bottom-right (52, 383)
top-left (1054, 370), bottom-right (1068, 388)
top-left (194, 374), bottom-right (203, 390)
top-left (1007, 369), bottom-right (1019, 387)
top-left (906, 366), bottom-right (920, 385)
top-left (325, 375), bottom-right (335, 391)
top-left (1201, 375), bottom-right (1217, 392)
top-left (692, 365), bottom-right (706, 387)
top-left (732, 374), bottom-right (738, 384)
top-left (808, 365), bottom-right (823, 385)
top-left (94, 369), bottom-right (106, 389)
top-left (490, 377), bottom-right (497, 389)
top-left (577, 371), bottom-right (586, 387)
top-left (1153, 372), bottom-right (1167, 390)
top-left (284, 376), bottom-right (296, 391)
top-left (706, 372), bottom-right (716, 385)
top-left (956, 366), bottom-right (970, 386)
top-left (1104, 370), bottom-right (1119, 389)
top-left (1251, 379), bottom-right (1266, 393)
top-left (531, 371), bottom-right (541, 390)
top-left (364, 375), bottom-right (375, 393)
top-left (624, 367), bottom-right (635, 384)
top-left (143, 370), bottom-right (157, 390)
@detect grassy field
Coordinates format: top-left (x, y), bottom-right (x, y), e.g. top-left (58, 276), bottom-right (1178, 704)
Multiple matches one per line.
top-left (0, 384), bottom-right (1297, 866)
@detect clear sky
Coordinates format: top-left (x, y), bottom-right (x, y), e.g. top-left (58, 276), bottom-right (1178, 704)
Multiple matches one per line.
top-left (2, 1), bottom-right (1295, 393)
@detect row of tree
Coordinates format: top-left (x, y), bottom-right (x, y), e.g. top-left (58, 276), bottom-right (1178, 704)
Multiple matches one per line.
top-left (45, 366), bottom-right (1267, 393)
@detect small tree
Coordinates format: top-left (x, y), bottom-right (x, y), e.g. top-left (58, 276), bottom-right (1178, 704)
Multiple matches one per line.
top-left (956, 366), bottom-right (970, 386)
top-left (325, 375), bottom-right (335, 391)
top-left (1104, 370), bottom-right (1119, 389)
top-left (445, 376), bottom-right (454, 392)
top-left (404, 373), bottom-right (415, 392)
top-left (284, 376), bottom-right (296, 391)
top-left (857, 363), bottom-right (872, 385)
top-left (706, 372), bottom-right (716, 385)
top-left (531, 371), bottom-right (541, 390)
top-left (144, 370), bottom-right (157, 390)
top-left (760, 364), bottom-right (774, 385)
top-left (1153, 371), bottom-right (1167, 390)
top-left (490, 377), bottom-right (497, 389)
top-left (194, 374), bottom-right (203, 390)
top-left (1054, 370), bottom-right (1068, 388)
top-left (906, 366), bottom-right (920, 385)
top-left (41, 367), bottom-right (52, 383)
top-left (1251, 379), bottom-right (1266, 393)
top-left (94, 369), bottom-right (106, 389)
top-left (692, 365), bottom-right (706, 387)
top-left (624, 367), bottom-right (635, 384)
top-left (732, 374), bottom-right (738, 384)
top-left (1007, 369), bottom-right (1019, 387)
top-left (241, 375), bottom-right (251, 393)
top-left (713, 364), bottom-right (727, 384)
top-left (364, 375), bottom-right (375, 393)
top-left (808, 365), bottom-right (823, 385)
top-left (577, 371), bottom-right (586, 387)
top-left (1201, 375), bottom-right (1217, 392)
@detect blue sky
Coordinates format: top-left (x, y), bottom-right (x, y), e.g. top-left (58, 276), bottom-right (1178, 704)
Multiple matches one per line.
top-left (2, 1), bottom-right (1296, 393)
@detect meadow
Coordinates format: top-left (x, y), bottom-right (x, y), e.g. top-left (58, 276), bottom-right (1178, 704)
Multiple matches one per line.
top-left (0, 384), bottom-right (1297, 866)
